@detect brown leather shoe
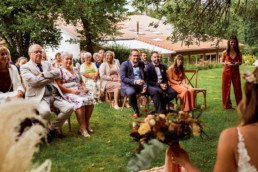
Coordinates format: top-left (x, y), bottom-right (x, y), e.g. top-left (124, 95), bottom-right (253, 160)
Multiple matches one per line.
top-left (133, 113), bottom-right (139, 119)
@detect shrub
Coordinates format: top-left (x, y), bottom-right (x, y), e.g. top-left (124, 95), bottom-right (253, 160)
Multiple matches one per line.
top-left (242, 54), bottom-right (257, 65)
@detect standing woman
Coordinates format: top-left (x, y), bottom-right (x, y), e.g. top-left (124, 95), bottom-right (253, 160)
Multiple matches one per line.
top-left (80, 52), bottom-right (101, 102)
top-left (167, 54), bottom-right (195, 113)
top-left (0, 46), bottom-right (24, 100)
top-left (221, 36), bottom-right (242, 109)
top-left (99, 51), bottom-right (121, 110)
top-left (56, 52), bottom-right (95, 138)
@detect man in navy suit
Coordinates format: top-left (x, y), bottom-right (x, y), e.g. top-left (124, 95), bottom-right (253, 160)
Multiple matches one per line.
top-left (146, 51), bottom-right (177, 113)
top-left (120, 49), bottom-right (147, 118)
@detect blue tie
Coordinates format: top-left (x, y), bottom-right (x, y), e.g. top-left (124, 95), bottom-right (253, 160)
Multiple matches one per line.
top-left (37, 64), bottom-right (53, 92)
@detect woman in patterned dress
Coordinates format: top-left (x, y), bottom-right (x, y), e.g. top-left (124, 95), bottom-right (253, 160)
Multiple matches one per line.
top-left (56, 52), bottom-right (95, 138)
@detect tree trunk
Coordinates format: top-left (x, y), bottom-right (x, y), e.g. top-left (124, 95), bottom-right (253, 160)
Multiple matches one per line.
top-left (81, 18), bottom-right (94, 54)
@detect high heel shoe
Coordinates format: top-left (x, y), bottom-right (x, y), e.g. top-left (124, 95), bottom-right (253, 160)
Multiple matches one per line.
top-left (87, 127), bottom-right (94, 133)
top-left (113, 104), bottom-right (120, 110)
top-left (79, 130), bottom-right (90, 138)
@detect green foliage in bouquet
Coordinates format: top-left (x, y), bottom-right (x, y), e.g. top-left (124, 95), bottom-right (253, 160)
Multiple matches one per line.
top-left (127, 139), bottom-right (164, 172)
top-left (128, 109), bottom-right (206, 171)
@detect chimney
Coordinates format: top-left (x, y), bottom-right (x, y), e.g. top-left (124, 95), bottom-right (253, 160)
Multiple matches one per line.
top-left (137, 21), bottom-right (139, 36)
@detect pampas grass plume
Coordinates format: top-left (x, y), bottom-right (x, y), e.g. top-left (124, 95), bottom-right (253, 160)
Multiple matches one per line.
top-left (0, 100), bottom-right (51, 172)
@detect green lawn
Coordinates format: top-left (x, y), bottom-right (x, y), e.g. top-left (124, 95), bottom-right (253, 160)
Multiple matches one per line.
top-left (34, 65), bottom-right (256, 172)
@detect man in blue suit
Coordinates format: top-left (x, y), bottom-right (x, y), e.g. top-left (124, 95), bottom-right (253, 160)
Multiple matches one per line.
top-left (120, 49), bottom-right (147, 118)
top-left (146, 51), bottom-right (177, 113)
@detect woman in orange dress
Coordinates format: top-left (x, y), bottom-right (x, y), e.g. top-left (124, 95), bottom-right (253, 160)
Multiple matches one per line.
top-left (167, 54), bottom-right (195, 112)
top-left (221, 36), bottom-right (242, 109)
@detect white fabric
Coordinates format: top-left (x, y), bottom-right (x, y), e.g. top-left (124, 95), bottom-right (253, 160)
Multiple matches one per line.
top-left (154, 66), bottom-right (162, 83)
top-left (237, 127), bottom-right (257, 172)
top-left (8, 64), bottom-right (24, 93)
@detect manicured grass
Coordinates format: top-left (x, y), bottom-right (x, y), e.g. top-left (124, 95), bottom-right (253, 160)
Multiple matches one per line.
top-left (34, 65), bottom-right (255, 172)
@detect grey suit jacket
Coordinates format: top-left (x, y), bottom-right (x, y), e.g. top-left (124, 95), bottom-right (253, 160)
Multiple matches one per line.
top-left (20, 60), bottom-right (63, 103)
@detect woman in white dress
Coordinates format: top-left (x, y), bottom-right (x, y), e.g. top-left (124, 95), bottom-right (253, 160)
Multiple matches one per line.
top-left (56, 52), bottom-right (95, 138)
top-left (0, 46), bottom-right (24, 101)
top-left (169, 67), bottom-right (258, 172)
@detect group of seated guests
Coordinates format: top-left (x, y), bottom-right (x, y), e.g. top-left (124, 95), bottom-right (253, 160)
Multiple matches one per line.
top-left (0, 44), bottom-right (196, 140)
top-left (120, 49), bottom-right (197, 118)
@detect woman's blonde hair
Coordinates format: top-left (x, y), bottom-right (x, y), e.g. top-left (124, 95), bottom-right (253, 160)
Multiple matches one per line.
top-left (0, 46), bottom-right (11, 68)
top-left (105, 50), bottom-right (114, 64)
top-left (238, 67), bottom-right (258, 125)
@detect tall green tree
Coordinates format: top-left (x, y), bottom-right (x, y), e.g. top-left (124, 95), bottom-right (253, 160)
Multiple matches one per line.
top-left (132, 0), bottom-right (258, 49)
top-left (0, 0), bottom-right (62, 60)
top-left (60, 0), bottom-right (128, 53)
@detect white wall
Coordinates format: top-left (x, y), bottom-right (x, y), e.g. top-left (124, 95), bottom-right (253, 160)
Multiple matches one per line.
top-left (45, 28), bottom-right (80, 61)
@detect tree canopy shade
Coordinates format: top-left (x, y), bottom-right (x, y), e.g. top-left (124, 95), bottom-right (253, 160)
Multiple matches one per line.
top-left (60, 0), bottom-right (128, 53)
top-left (0, 0), bottom-right (62, 60)
top-left (132, 0), bottom-right (258, 49)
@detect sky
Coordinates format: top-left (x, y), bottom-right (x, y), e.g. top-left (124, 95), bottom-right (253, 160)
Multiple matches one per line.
top-left (125, 0), bottom-right (134, 12)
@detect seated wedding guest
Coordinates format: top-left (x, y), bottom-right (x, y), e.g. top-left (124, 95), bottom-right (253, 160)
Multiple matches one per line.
top-left (52, 52), bottom-right (62, 68)
top-left (167, 54), bottom-right (195, 113)
top-left (146, 51), bottom-right (177, 113)
top-left (98, 49), bottom-right (105, 61)
top-left (41, 49), bottom-right (48, 61)
top-left (56, 52), bottom-right (95, 138)
top-left (120, 49), bottom-right (147, 118)
top-left (99, 50), bottom-right (121, 110)
top-left (170, 67), bottom-right (258, 172)
top-left (158, 54), bottom-right (167, 68)
top-left (21, 44), bottom-right (73, 139)
top-left (111, 51), bottom-right (120, 67)
top-left (93, 53), bottom-right (103, 69)
top-left (0, 46), bottom-right (24, 100)
top-left (140, 51), bottom-right (149, 67)
top-left (80, 52), bottom-right (101, 102)
top-left (15, 56), bottom-right (28, 74)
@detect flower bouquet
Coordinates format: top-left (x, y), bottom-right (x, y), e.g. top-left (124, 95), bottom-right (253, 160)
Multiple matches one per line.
top-left (128, 108), bottom-right (205, 172)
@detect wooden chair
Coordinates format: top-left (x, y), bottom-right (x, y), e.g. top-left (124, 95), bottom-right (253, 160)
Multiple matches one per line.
top-left (106, 92), bottom-right (114, 108)
top-left (184, 69), bottom-right (207, 108)
top-left (121, 94), bottom-right (150, 116)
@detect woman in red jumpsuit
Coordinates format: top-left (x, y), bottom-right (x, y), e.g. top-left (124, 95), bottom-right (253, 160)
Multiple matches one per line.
top-left (221, 36), bottom-right (242, 109)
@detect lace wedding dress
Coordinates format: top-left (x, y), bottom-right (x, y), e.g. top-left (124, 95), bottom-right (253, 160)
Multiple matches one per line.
top-left (237, 127), bottom-right (257, 172)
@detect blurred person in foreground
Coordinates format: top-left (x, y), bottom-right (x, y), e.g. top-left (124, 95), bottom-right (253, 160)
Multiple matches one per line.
top-left (170, 67), bottom-right (258, 172)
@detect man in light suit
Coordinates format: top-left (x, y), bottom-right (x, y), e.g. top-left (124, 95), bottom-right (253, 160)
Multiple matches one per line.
top-left (146, 51), bottom-right (177, 113)
top-left (21, 44), bottom-right (73, 138)
top-left (120, 49), bottom-right (147, 118)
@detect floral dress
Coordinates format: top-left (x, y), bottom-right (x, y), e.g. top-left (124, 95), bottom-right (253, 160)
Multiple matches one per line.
top-left (60, 67), bottom-right (95, 110)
